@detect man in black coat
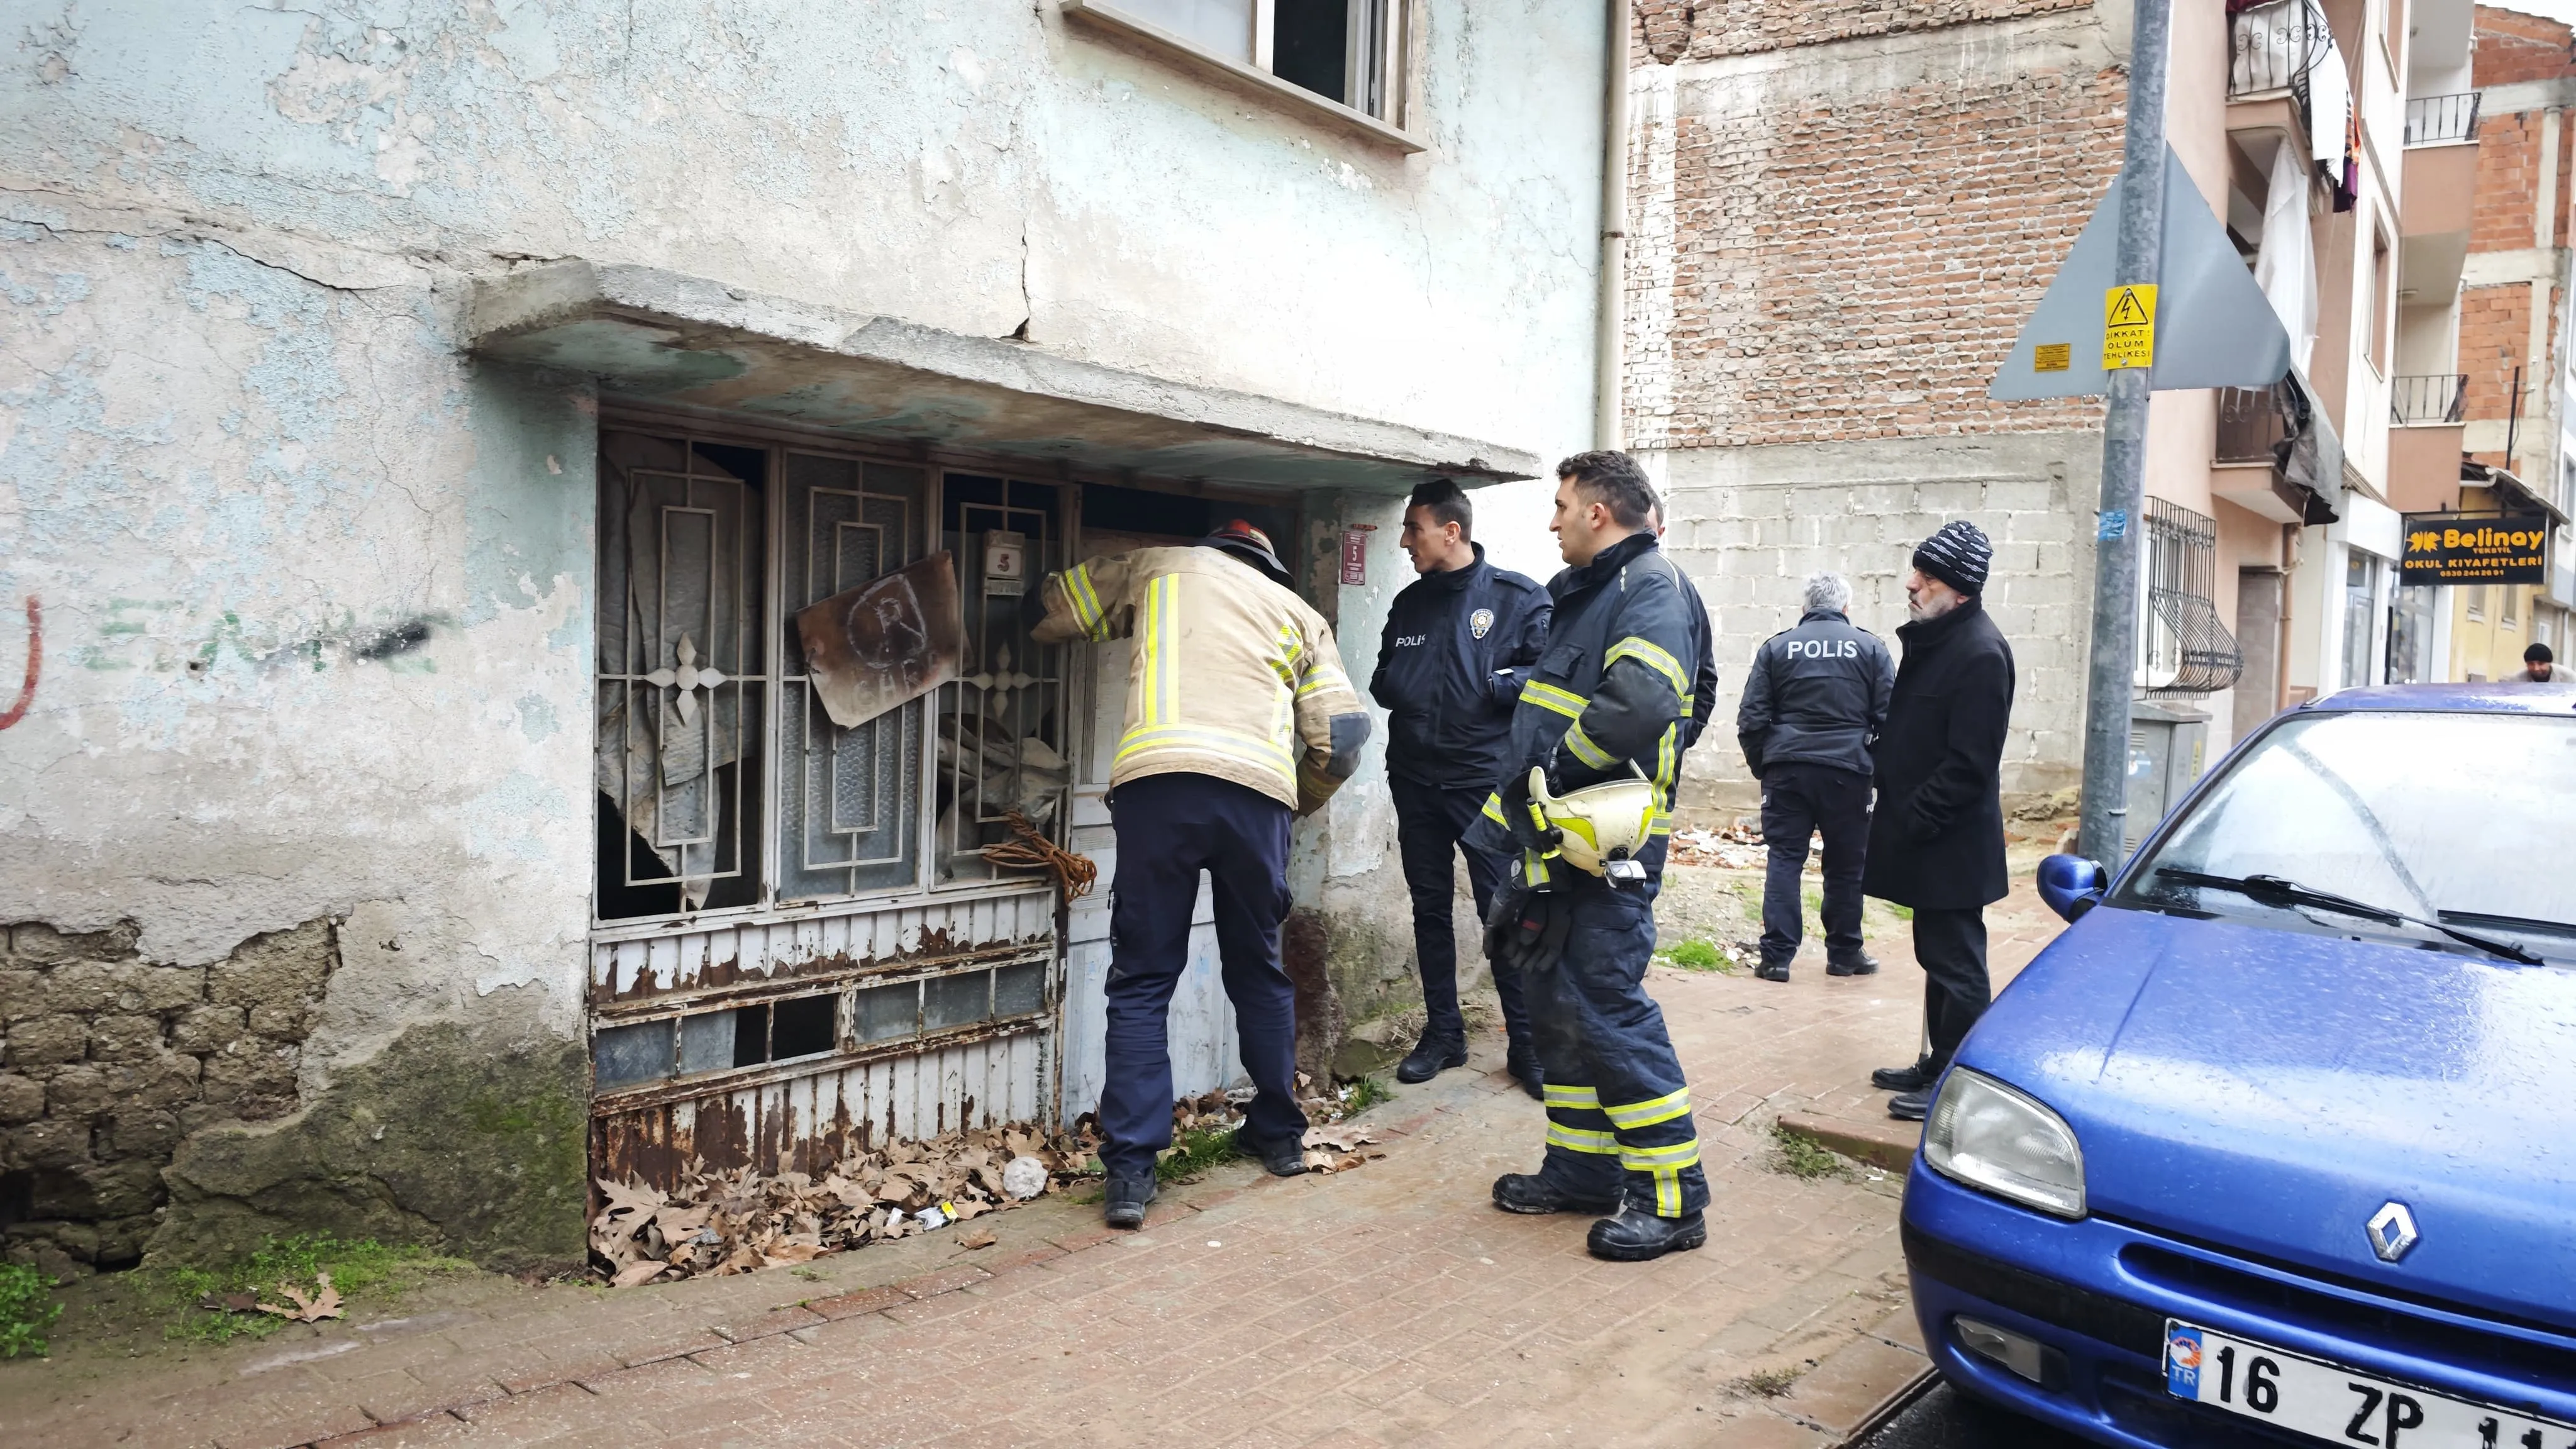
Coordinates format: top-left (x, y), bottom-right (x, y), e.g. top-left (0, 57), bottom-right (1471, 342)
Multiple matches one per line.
top-left (1736, 573), bottom-right (1894, 982)
top-left (1862, 520), bottom-right (2016, 1123)
top-left (1370, 479), bottom-right (1550, 1091)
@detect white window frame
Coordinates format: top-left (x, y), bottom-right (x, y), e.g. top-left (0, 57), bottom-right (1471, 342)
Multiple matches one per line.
top-left (1063, 0), bottom-right (1423, 153)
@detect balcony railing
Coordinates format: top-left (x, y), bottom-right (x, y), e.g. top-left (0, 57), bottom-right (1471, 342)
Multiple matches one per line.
top-left (2230, 0), bottom-right (2332, 103)
top-left (2404, 92), bottom-right (2481, 145)
top-left (2390, 374), bottom-right (2467, 425)
top-left (2217, 384), bottom-right (2297, 463)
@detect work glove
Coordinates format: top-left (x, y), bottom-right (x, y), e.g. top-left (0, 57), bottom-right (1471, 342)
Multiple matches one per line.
top-left (1484, 890), bottom-right (1572, 980)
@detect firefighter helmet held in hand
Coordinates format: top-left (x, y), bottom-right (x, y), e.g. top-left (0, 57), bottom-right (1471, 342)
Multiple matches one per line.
top-left (1527, 765), bottom-right (1658, 876)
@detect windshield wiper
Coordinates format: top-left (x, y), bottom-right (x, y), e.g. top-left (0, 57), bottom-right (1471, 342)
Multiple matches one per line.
top-left (2153, 869), bottom-right (2545, 966)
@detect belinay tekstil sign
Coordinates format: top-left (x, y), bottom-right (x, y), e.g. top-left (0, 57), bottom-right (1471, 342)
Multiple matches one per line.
top-left (2399, 512), bottom-right (2550, 586)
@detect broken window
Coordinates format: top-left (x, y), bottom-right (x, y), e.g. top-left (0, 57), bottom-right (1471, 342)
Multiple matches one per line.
top-left (936, 477), bottom-right (1067, 884)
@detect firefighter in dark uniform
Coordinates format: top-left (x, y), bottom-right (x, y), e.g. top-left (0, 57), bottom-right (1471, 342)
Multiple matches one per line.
top-left (1477, 451), bottom-right (1714, 1263)
top-left (1735, 572), bottom-right (1894, 982)
top-left (1370, 479), bottom-right (1551, 1094)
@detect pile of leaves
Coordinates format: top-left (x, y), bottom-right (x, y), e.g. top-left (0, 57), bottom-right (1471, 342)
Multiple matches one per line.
top-left (1668, 822), bottom-right (1766, 869)
top-left (591, 1124), bottom-right (1096, 1286)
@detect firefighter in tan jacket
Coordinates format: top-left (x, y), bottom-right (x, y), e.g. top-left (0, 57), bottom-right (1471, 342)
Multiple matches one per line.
top-left (1030, 521), bottom-right (1370, 1229)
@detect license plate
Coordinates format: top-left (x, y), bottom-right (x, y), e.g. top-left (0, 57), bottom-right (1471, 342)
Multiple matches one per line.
top-left (2165, 1320), bottom-right (2576, 1447)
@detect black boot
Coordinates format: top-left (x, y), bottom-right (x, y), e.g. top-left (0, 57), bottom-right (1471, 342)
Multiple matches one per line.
top-left (1827, 950), bottom-right (1881, 977)
top-left (1586, 1204), bottom-right (1709, 1262)
top-left (1753, 960), bottom-right (1791, 982)
top-left (1243, 1135), bottom-right (1307, 1178)
top-left (1888, 1087), bottom-right (1935, 1122)
top-left (1491, 1172), bottom-right (1618, 1216)
top-left (1871, 1055), bottom-right (1942, 1092)
top-left (1104, 1174), bottom-right (1157, 1230)
top-left (1505, 1044), bottom-right (1545, 1101)
top-left (1396, 1032), bottom-right (1468, 1084)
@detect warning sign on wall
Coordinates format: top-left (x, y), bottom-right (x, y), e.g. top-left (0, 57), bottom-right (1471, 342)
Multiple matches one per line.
top-left (2102, 284), bottom-right (2157, 370)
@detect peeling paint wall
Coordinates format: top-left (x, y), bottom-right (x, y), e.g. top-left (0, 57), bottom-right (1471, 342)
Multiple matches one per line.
top-left (0, 1), bottom-right (1606, 1265)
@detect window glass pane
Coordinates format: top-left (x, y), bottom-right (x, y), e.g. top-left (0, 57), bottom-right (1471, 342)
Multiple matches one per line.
top-left (2341, 552), bottom-right (2380, 689)
top-left (1274, 0), bottom-right (1349, 103)
top-left (677, 1008), bottom-right (740, 1074)
top-left (1123, 0), bottom-right (1253, 60)
top-left (994, 960), bottom-right (1047, 1018)
top-left (923, 970), bottom-right (992, 1032)
top-left (772, 994), bottom-right (840, 1060)
top-left (595, 1019), bottom-right (674, 1089)
top-left (853, 981), bottom-right (919, 1043)
top-left (780, 455), bottom-right (927, 901)
top-left (938, 476), bottom-right (1069, 884)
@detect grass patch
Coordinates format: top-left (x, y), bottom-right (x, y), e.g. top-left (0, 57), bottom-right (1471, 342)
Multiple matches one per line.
top-left (1341, 1075), bottom-right (1394, 1113)
top-left (1770, 1121), bottom-right (1845, 1181)
top-left (1155, 1126), bottom-right (1243, 1185)
top-left (160, 1235), bottom-right (467, 1344)
top-left (1658, 936), bottom-right (1727, 971)
top-left (1740, 1365), bottom-right (1805, 1398)
top-left (1, 1262), bottom-right (63, 1359)
top-left (1888, 903), bottom-right (1913, 921)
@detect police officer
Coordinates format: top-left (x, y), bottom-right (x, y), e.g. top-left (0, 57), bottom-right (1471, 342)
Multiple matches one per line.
top-left (1736, 573), bottom-right (1894, 982)
top-left (1371, 479), bottom-right (1550, 1092)
top-left (1479, 450), bottom-right (1714, 1263)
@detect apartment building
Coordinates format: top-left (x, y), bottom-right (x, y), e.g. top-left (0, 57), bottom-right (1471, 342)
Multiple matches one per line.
top-left (0, 3), bottom-right (1611, 1273)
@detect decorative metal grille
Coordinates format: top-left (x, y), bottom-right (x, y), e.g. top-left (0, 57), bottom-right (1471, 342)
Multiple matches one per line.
top-left (2229, 0), bottom-right (2332, 102)
top-left (2141, 497), bottom-right (2245, 697)
top-left (936, 476), bottom-right (1067, 885)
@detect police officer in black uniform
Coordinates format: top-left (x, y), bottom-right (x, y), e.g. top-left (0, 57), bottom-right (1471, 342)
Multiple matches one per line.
top-left (1370, 479), bottom-right (1550, 1093)
top-left (1735, 573), bottom-right (1894, 982)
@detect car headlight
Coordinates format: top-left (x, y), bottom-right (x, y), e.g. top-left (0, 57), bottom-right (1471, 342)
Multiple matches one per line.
top-left (1924, 1068), bottom-right (2086, 1219)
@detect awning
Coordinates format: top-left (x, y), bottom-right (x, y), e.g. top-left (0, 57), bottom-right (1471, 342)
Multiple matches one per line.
top-left (2459, 460), bottom-right (2572, 526)
top-left (467, 262), bottom-right (1538, 495)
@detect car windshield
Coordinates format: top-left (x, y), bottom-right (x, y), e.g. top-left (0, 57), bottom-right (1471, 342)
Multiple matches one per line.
top-left (2116, 709), bottom-right (2576, 962)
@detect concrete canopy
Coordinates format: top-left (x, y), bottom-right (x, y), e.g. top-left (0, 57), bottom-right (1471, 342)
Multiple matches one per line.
top-left (467, 262), bottom-right (1538, 494)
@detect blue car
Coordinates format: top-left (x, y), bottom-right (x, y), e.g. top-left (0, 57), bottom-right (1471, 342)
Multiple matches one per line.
top-left (1902, 684), bottom-right (2576, 1448)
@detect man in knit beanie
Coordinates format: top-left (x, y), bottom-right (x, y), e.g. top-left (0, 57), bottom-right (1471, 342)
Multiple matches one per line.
top-left (1860, 520), bottom-right (2018, 1121)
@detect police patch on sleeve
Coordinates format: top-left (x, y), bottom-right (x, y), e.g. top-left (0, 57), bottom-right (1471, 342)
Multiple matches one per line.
top-left (1470, 608), bottom-right (1495, 639)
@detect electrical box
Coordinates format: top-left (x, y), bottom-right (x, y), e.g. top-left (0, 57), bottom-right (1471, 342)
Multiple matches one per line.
top-left (2124, 702), bottom-right (2209, 857)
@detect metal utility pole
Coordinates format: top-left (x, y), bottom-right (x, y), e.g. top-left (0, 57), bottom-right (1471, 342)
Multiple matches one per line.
top-left (2075, 0), bottom-right (2172, 867)
top-left (1597, 0), bottom-right (1630, 451)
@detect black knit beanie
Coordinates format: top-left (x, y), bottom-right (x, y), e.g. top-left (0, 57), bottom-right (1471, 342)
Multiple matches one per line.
top-left (1911, 519), bottom-right (1993, 596)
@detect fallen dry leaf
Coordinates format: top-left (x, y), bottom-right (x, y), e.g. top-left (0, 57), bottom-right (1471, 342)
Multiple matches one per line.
top-left (257, 1272), bottom-right (343, 1322)
top-left (957, 1228), bottom-right (998, 1250)
top-left (1301, 1124), bottom-right (1377, 1152)
top-left (611, 1260), bottom-right (669, 1287)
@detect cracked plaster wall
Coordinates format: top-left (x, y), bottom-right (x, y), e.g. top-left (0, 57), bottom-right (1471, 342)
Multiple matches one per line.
top-left (0, 1), bottom-right (1609, 1258)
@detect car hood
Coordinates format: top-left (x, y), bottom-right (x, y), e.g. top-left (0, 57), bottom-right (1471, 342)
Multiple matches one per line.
top-left (1963, 906), bottom-right (2576, 1330)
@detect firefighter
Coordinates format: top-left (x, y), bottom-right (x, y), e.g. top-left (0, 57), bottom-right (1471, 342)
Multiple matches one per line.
top-left (1478, 451), bottom-right (1713, 1263)
top-left (1028, 521), bottom-right (1370, 1230)
top-left (1370, 478), bottom-right (1550, 1094)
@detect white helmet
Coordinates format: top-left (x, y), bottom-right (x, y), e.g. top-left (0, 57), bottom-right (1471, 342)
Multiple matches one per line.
top-left (1527, 766), bottom-right (1659, 876)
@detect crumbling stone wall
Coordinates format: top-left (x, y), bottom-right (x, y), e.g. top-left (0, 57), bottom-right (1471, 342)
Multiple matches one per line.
top-left (0, 919), bottom-right (335, 1276)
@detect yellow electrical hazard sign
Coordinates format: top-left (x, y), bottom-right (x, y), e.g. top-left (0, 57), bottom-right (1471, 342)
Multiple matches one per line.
top-left (2032, 343), bottom-right (2072, 372)
top-left (2102, 284), bottom-right (2157, 370)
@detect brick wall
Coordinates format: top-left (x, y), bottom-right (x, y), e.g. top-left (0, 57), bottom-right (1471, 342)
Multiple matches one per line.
top-left (2463, 8), bottom-right (2576, 468)
top-left (2471, 4), bottom-right (2575, 87)
top-left (0, 919), bottom-right (335, 1275)
top-left (1633, 0), bottom-right (2093, 66)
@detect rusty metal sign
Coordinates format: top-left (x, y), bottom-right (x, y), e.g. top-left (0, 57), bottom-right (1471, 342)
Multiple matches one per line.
top-left (794, 552), bottom-right (964, 728)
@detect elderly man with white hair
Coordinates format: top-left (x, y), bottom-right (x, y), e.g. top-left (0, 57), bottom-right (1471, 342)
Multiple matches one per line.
top-left (1734, 572), bottom-right (1895, 982)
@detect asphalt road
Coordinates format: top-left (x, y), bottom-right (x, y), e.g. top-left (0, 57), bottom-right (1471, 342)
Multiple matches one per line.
top-left (1855, 1380), bottom-right (2099, 1448)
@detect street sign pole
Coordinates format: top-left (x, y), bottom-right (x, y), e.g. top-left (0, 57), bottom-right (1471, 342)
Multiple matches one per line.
top-left (2077, 0), bottom-right (2172, 867)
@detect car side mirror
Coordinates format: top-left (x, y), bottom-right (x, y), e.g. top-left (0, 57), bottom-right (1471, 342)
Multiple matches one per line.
top-left (2036, 853), bottom-right (2108, 923)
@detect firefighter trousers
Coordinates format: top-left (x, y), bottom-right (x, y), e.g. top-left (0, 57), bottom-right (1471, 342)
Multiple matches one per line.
top-left (1527, 854), bottom-right (1711, 1219)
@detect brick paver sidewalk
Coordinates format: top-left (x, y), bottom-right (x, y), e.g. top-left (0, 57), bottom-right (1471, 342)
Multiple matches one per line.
top-left (3, 876), bottom-right (2066, 1449)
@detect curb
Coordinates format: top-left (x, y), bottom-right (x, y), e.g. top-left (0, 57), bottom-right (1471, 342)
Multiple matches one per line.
top-left (1778, 1110), bottom-right (1920, 1174)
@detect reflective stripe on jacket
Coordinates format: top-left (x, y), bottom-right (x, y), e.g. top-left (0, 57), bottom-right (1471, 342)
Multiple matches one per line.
top-left (1031, 545), bottom-right (1368, 814)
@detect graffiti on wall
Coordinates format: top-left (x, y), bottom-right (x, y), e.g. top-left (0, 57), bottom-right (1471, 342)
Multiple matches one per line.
top-left (0, 597), bottom-right (37, 730)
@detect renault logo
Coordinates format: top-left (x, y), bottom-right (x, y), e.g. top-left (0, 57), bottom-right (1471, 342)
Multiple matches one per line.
top-left (2366, 1202), bottom-right (2419, 1263)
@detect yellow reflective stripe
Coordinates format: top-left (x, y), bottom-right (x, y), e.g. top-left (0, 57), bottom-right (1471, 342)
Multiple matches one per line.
top-left (1603, 1089), bottom-right (1691, 1130)
top-left (1518, 680), bottom-right (1589, 719)
top-left (1656, 723), bottom-right (1678, 794)
top-left (1114, 724), bottom-right (1296, 776)
top-left (1543, 1084), bottom-right (1601, 1109)
top-left (1606, 636), bottom-right (1691, 699)
top-left (1067, 565), bottom-right (1110, 641)
top-left (1482, 792), bottom-right (1509, 826)
top-left (1562, 721), bottom-right (1614, 770)
top-left (1546, 1124), bottom-right (1620, 1155)
top-left (1295, 665), bottom-right (1347, 698)
top-left (1655, 1169), bottom-right (1682, 1217)
top-left (1619, 1140), bottom-right (1701, 1172)
top-left (1142, 574), bottom-right (1182, 724)
top-left (1680, 693), bottom-right (1696, 720)
top-left (1524, 853), bottom-right (1552, 887)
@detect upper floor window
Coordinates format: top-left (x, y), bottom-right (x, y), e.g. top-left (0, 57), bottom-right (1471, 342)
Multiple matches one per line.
top-left (1069, 0), bottom-right (1418, 152)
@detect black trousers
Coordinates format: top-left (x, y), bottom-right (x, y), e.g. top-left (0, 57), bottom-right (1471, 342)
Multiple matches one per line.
top-left (1098, 772), bottom-right (1306, 1182)
top-left (1913, 906), bottom-right (1992, 1062)
top-left (1391, 774), bottom-right (1530, 1050)
top-left (1757, 762), bottom-right (1870, 968)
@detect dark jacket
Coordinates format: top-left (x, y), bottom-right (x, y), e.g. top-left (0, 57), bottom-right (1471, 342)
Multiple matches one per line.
top-left (1369, 543), bottom-right (1548, 789)
top-left (1736, 609), bottom-right (1894, 778)
top-left (1862, 597), bottom-right (2016, 910)
top-left (1677, 567), bottom-right (1719, 753)
top-left (1467, 531), bottom-right (1705, 867)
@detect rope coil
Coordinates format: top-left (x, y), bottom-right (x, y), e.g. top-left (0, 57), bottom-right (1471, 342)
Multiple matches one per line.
top-left (979, 812), bottom-right (1098, 899)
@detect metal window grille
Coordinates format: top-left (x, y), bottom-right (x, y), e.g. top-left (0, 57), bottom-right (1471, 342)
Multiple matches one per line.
top-left (2403, 92), bottom-right (2481, 145)
top-left (935, 477), bottom-right (1067, 885)
top-left (2389, 374), bottom-right (2468, 426)
top-left (2140, 497), bottom-right (2245, 697)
